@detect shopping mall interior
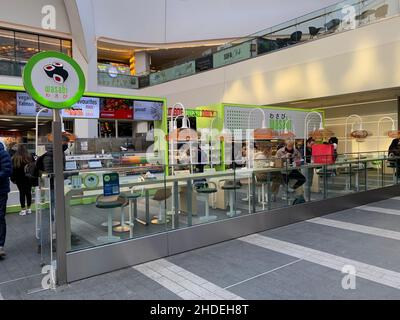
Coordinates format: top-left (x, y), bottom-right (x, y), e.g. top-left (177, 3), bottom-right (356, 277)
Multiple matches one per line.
top-left (0, 0), bottom-right (400, 303)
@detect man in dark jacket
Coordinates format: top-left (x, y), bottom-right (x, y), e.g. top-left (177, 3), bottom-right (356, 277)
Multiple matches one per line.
top-left (0, 142), bottom-right (12, 258)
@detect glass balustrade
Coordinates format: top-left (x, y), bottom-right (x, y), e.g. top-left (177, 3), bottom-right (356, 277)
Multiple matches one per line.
top-left (96, 0), bottom-right (400, 89)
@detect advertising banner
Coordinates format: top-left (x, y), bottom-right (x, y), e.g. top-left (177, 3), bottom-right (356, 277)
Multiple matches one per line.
top-left (61, 97), bottom-right (100, 119)
top-left (100, 98), bottom-right (133, 119)
top-left (133, 100), bottom-right (163, 121)
top-left (213, 42), bottom-right (252, 68)
top-left (16, 92), bottom-right (52, 116)
top-left (0, 91), bottom-right (17, 116)
top-left (17, 93), bottom-right (99, 118)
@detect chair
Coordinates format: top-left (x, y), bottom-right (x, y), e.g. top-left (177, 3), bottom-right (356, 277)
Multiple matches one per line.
top-left (289, 31), bottom-right (302, 43)
top-left (121, 191), bottom-right (142, 237)
top-left (96, 195), bottom-right (128, 242)
top-left (325, 19), bottom-right (341, 32)
top-left (309, 27), bottom-right (323, 39)
top-left (375, 4), bottom-right (388, 20)
top-left (220, 180), bottom-right (242, 217)
top-left (195, 181), bottom-right (218, 223)
top-left (257, 37), bottom-right (279, 54)
top-left (151, 188), bottom-right (172, 225)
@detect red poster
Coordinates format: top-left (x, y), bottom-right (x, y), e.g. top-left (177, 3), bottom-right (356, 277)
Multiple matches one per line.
top-left (100, 98), bottom-right (133, 119)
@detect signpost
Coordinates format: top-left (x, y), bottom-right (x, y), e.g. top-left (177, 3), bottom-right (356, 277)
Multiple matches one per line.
top-left (23, 51), bottom-right (85, 286)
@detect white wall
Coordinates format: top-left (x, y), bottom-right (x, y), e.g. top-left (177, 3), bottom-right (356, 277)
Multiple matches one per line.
top-left (88, 0), bottom-right (340, 44)
top-left (0, 0), bottom-right (71, 34)
top-left (324, 101), bottom-right (398, 154)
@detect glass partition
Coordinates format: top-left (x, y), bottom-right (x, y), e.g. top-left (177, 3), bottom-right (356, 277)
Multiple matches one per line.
top-left (62, 154), bottom-right (400, 253)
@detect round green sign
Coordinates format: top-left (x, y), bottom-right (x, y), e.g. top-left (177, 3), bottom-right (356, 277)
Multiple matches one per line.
top-left (83, 174), bottom-right (100, 189)
top-left (22, 51), bottom-right (85, 109)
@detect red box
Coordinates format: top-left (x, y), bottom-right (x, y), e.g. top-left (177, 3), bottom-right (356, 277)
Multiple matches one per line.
top-left (312, 144), bottom-right (335, 164)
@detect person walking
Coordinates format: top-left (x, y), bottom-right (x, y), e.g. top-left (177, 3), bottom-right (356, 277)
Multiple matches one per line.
top-left (0, 141), bottom-right (12, 258)
top-left (11, 145), bottom-right (34, 216)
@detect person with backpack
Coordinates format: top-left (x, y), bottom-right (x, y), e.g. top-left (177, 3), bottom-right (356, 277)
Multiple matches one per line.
top-left (0, 141), bottom-right (12, 258)
top-left (11, 145), bottom-right (34, 216)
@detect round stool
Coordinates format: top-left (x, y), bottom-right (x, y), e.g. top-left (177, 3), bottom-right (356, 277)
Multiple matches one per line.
top-left (96, 195), bottom-right (128, 242)
top-left (121, 191), bottom-right (142, 237)
top-left (221, 180), bottom-right (242, 217)
top-left (196, 181), bottom-right (218, 223)
top-left (151, 188), bottom-right (172, 225)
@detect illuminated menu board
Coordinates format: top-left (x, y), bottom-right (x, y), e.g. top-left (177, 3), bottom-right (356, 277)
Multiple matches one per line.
top-left (100, 98), bottom-right (133, 119)
top-left (133, 100), bottom-right (163, 121)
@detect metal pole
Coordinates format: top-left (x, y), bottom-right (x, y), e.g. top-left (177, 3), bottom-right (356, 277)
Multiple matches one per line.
top-left (52, 111), bottom-right (67, 285)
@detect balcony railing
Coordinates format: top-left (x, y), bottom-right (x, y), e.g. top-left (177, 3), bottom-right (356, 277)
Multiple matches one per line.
top-left (97, 0), bottom-right (400, 90)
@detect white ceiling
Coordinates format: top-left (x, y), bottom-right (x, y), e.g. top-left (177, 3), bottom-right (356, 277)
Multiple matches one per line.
top-left (89, 0), bottom-right (342, 44)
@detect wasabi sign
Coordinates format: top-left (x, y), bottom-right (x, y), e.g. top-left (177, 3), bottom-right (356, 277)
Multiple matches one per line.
top-left (23, 51), bottom-right (85, 109)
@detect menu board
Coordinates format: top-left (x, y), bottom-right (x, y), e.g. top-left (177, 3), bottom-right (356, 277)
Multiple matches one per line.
top-left (62, 97), bottom-right (100, 119)
top-left (133, 100), bottom-right (163, 121)
top-left (17, 93), bottom-right (99, 118)
top-left (17, 92), bottom-right (52, 116)
top-left (100, 98), bottom-right (133, 119)
top-left (0, 91), bottom-right (17, 116)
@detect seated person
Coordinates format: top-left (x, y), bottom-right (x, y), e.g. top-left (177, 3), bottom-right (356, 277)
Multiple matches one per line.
top-left (388, 138), bottom-right (400, 177)
top-left (254, 142), bottom-right (282, 202)
top-left (275, 139), bottom-right (306, 204)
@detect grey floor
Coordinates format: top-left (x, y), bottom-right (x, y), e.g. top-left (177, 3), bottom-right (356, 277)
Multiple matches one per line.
top-left (2, 191), bottom-right (400, 299)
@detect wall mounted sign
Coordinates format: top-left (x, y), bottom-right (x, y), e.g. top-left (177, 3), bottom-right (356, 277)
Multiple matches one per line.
top-left (61, 97), bottom-right (100, 119)
top-left (168, 108), bottom-right (217, 118)
top-left (103, 173), bottom-right (120, 196)
top-left (23, 51), bottom-right (85, 109)
top-left (83, 173), bottom-right (100, 189)
top-left (100, 98), bottom-right (133, 119)
top-left (133, 100), bottom-right (163, 121)
top-left (16, 92), bottom-right (53, 116)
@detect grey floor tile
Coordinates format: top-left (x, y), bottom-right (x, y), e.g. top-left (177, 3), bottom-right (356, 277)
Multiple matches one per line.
top-left (261, 221), bottom-right (400, 273)
top-left (167, 239), bottom-right (296, 288)
top-left (230, 260), bottom-right (400, 300)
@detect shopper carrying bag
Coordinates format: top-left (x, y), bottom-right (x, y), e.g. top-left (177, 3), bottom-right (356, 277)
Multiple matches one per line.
top-left (11, 145), bottom-right (34, 216)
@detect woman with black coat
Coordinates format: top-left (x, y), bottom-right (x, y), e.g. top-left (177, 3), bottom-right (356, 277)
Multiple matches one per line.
top-left (11, 145), bottom-right (33, 216)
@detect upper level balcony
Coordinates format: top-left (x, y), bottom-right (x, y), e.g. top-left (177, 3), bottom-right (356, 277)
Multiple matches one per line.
top-left (97, 0), bottom-right (400, 90)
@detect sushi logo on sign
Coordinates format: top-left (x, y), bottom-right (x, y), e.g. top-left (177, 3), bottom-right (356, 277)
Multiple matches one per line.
top-left (23, 51), bottom-right (85, 110)
top-left (44, 62), bottom-right (69, 84)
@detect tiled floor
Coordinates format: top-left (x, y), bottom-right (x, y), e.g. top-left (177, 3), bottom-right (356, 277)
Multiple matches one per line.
top-left (3, 196), bottom-right (400, 299)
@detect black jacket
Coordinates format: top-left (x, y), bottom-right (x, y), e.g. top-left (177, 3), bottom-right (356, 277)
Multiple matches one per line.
top-left (38, 145), bottom-right (66, 174)
top-left (0, 143), bottom-right (12, 194)
top-left (11, 155), bottom-right (34, 185)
